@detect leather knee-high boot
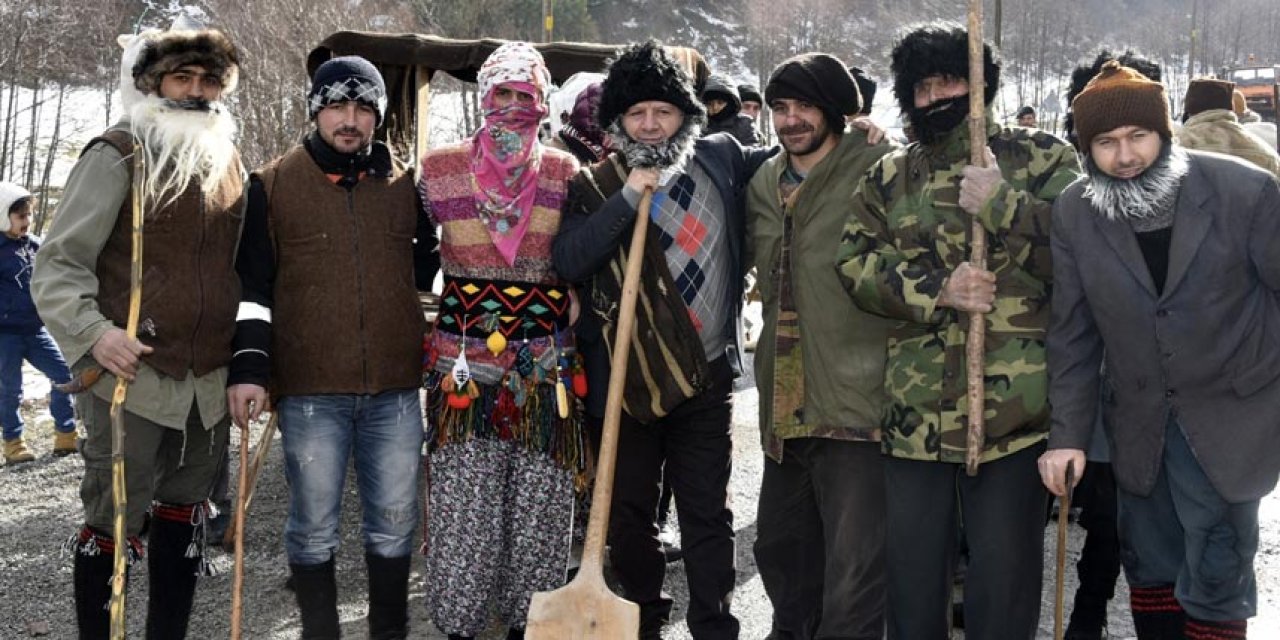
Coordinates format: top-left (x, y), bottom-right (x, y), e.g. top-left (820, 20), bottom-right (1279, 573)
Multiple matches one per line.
top-left (292, 558), bottom-right (340, 639)
top-left (366, 553), bottom-right (411, 639)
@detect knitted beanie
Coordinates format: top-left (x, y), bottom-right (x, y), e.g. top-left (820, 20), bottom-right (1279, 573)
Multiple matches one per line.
top-left (1072, 61), bottom-right (1171, 150)
top-left (1182, 77), bottom-right (1235, 120)
top-left (766, 53), bottom-right (860, 131)
top-left (308, 56), bottom-right (388, 126)
top-left (598, 41), bottom-right (706, 130)
top-left (738, 83), bottom-right (763, 106)
top-left (847, 66), bottom-right (877, 115)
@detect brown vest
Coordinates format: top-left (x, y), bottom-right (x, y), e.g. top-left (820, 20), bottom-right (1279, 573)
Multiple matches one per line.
top-left (91, 129), bottom-right (244, 380)
top-left (255, 145), bottom-right (425, 396)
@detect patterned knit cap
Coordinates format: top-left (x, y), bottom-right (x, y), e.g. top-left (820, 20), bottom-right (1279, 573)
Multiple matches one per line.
top-left (477, 41), bottom-right (552, 104)
top-left (1072, 60), bottom-right (1171, 150)
top-left (308, 56), bottom-right (387, 125)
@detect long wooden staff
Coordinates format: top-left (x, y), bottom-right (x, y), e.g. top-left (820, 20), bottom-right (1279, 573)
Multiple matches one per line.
top-left (964, 0), bottom-right (990, 477)
top-left (108, 138), bottom-right (146, 639)
top-left (229, 416), bottom-right (251, 639)
top-left (1054, 461), bottom-right (1076, 640)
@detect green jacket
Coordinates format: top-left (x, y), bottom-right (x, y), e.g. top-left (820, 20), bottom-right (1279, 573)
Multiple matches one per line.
top-left (836, 117), bottom-right (1081, 464)
top-left (748, 129), bottom-right (897, 462)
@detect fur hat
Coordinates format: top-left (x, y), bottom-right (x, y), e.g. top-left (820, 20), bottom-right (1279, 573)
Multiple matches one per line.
top-left (738, 83), bottom-right (763, 106)
top-left (598, 40), bottom-right (706, 131)
top-left (308, 56), bottom-right (388, 126)
top-left (0, 182), bottom-right (32, 234)
top-left (890, 23), bottom-right (1000, 115)
top-left (1072, 61), bottom-right (1172, 151)
top-left (766, 53), bottom-right (860, 131)
top-left (1182, 78), bottom-right (1235, 121)
top-left (1064, 49), bottom-right (1162, 147)
top-left (128, 29), bottom-right (239, 101)
top-left (848, 66), bottom-right (877, 115)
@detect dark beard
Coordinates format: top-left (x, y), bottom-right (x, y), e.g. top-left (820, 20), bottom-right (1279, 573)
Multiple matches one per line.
top-left (907, 94), bottom-right (970, 144)
top-left (1083, 143), bottom-right (1189, 224)
top-left (777, 120), bottom-right (830, 157)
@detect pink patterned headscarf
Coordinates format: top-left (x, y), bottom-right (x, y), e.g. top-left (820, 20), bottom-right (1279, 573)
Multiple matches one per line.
top-left (472, 42), bottom-right (551, 266)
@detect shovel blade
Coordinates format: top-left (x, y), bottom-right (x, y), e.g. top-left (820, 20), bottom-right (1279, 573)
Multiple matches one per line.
top-left (526, 577), bottom-right (639, 640)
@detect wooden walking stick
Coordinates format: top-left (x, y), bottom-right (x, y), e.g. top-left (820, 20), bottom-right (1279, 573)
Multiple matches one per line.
top-left (964, 0), bottom-right (991, 477)
top-left (230, 417), bottom-right (250, 639)
top-left (1054, 461), bottom-right (1076, 640)
top-left (108, 137), bottom-right (146, 639)
top-left (222, 412), bottom-right (279, 549)
top-left (525, 188), bottom-right (651, 640)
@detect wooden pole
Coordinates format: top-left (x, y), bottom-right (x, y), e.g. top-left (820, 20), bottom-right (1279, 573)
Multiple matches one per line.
top-left (108, 138), bottom-right (146, 639)
top-left (222, 413), bottom-right (279, 549)
top-left (229, 420), bottom-right (250, 639)
top-left (1054, 462), bottom-right (1076, 640)
top-left (965, 0), bottom-right (990, 477)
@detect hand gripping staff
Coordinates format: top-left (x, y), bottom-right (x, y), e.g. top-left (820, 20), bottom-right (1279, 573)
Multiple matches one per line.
top-left (964, 0), bottom-right (990, 476)
top-left (108, 136), bottom-right (146, 639)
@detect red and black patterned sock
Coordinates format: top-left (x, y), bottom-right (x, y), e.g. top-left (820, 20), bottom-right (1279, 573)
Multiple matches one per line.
top-left (1186, 618), bottom-right (1248, 640)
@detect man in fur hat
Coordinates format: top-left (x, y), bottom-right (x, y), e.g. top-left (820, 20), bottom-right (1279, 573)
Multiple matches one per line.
top-left (1040, 61), bottom-right (1280, 640)
top-left (553, 40), bottom-right (774, 640)
top-left (835, 23), bottom-right (1081, 638)
top-left (747, 52), bottom-right (895, 640)
top-left (31, 24), bottom-right (244, 638)
top-left (227, 55), bottom-right (438, 639)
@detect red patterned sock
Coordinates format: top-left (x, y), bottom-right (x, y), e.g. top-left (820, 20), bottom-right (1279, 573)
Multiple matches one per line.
top-left (1186, 618), bottom-right (1248, 640)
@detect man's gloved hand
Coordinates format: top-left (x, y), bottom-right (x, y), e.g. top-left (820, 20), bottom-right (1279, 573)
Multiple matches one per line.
top-left (959, 147), bottom-right (1006, 215)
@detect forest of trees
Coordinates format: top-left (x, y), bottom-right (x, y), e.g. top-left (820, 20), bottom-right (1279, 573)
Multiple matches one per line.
top-left (1, 0), bottom-right (1278, 229)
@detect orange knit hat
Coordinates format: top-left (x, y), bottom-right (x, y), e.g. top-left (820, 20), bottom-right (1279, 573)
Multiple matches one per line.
top-left (1071, 60), bottom-right (1171, 150)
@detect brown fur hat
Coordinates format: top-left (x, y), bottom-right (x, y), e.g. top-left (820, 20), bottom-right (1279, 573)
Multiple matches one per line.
top-left (131, 29), bottom-right (240, 97)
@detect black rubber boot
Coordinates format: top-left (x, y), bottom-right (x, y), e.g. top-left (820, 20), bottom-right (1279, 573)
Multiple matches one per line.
top-left (366, 553), bottom-right (411, 639)
top-left (145, 515), bottom-right (202, 639)
top-left (73, 530), bottom-right (119, 640)
top-left (292, 558), bottom-right (341, 639)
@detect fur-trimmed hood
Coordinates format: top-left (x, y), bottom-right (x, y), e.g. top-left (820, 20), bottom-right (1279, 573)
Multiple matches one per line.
top-left (890, 22), bottom-right (1000, 115)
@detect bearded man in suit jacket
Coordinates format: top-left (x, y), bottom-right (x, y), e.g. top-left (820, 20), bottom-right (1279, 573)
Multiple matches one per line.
top-left (1039, 61), bottom-right (1280, 640)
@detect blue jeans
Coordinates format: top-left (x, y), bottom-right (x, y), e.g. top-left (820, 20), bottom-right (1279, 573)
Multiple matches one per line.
top-left (278, 390), bottom-right (423, 565)
top-left (0, 328), bottom-right (75, 440)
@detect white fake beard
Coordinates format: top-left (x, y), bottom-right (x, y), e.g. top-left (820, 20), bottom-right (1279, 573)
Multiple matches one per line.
top-left (128, 95), bottom-right (238, 207)
top-left (1083, 144), bottom-right (1189, 222)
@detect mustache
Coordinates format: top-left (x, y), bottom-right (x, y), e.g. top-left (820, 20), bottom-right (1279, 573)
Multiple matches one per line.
top-left (334, 127), bottom-right (363, 138)
top-left (776, 123), bottom-right (815, 137)
top-left (161, 98), bottom-right (219, 113)
top-left (922, 99), bottom-right (959, 116)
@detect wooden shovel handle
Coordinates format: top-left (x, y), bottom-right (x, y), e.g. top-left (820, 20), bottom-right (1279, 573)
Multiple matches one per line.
top-left (965, 0), bottom-right (989, 477)
top-left (580, 188), bottom-right (653, 575)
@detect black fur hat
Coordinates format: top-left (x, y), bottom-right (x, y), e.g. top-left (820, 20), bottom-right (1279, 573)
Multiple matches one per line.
top-left (132, 30), bottom-right (240, 97)
top-left (1064, 49), bottom-right (1163, 148)
top-left (598, 40), bottom-right (706, 131)
top-left (890, 23), bottom-right (1000, 115)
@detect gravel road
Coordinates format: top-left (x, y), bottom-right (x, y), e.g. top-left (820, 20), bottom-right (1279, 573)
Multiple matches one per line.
top-left (2, 359), bottom-right (1277, 639)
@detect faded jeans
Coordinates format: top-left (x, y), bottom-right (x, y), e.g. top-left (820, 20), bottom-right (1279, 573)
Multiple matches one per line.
top-left (278, 389), bottom-right (423, 565)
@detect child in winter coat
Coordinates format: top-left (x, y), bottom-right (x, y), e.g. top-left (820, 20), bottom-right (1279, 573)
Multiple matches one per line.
top-left (0, 183), bottom-right (76, 463)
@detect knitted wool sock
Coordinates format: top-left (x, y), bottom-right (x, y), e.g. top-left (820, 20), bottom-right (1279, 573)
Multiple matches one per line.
top-left (1185, 618), bottom-right (1248, 640)
top-left (1130, 584), bottom-right (1186, 639)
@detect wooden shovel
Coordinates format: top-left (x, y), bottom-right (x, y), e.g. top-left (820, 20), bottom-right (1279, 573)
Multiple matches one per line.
top-left (964, 0), bottom-right (990, 476)
top-left (525, 189), bottom-right (652, 640)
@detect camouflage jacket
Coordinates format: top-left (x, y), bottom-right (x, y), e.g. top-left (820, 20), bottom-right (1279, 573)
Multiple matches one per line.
top-left (835, 116), bottom-right (1081, 463)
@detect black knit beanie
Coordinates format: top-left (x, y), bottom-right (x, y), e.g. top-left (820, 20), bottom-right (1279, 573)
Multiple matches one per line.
top-left (766, 53), bottom-right (859, 132)
top-left (738, 83), bottom-right (763, 106)
top-left (308, 56), bottom-right (388, 126)
top-left (598, 41), bottom-right (705, 131)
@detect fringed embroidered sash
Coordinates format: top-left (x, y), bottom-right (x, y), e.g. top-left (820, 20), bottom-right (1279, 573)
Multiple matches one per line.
top-left (436, 276), bottom-right (570, 338)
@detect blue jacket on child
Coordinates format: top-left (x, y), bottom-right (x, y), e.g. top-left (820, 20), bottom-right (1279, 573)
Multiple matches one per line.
top-left (0, 234), bottom-right (44, 334)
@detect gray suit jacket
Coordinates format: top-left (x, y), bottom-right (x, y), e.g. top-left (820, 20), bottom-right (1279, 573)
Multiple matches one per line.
top-left (1048, 149), bottom-right (1280, 502)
